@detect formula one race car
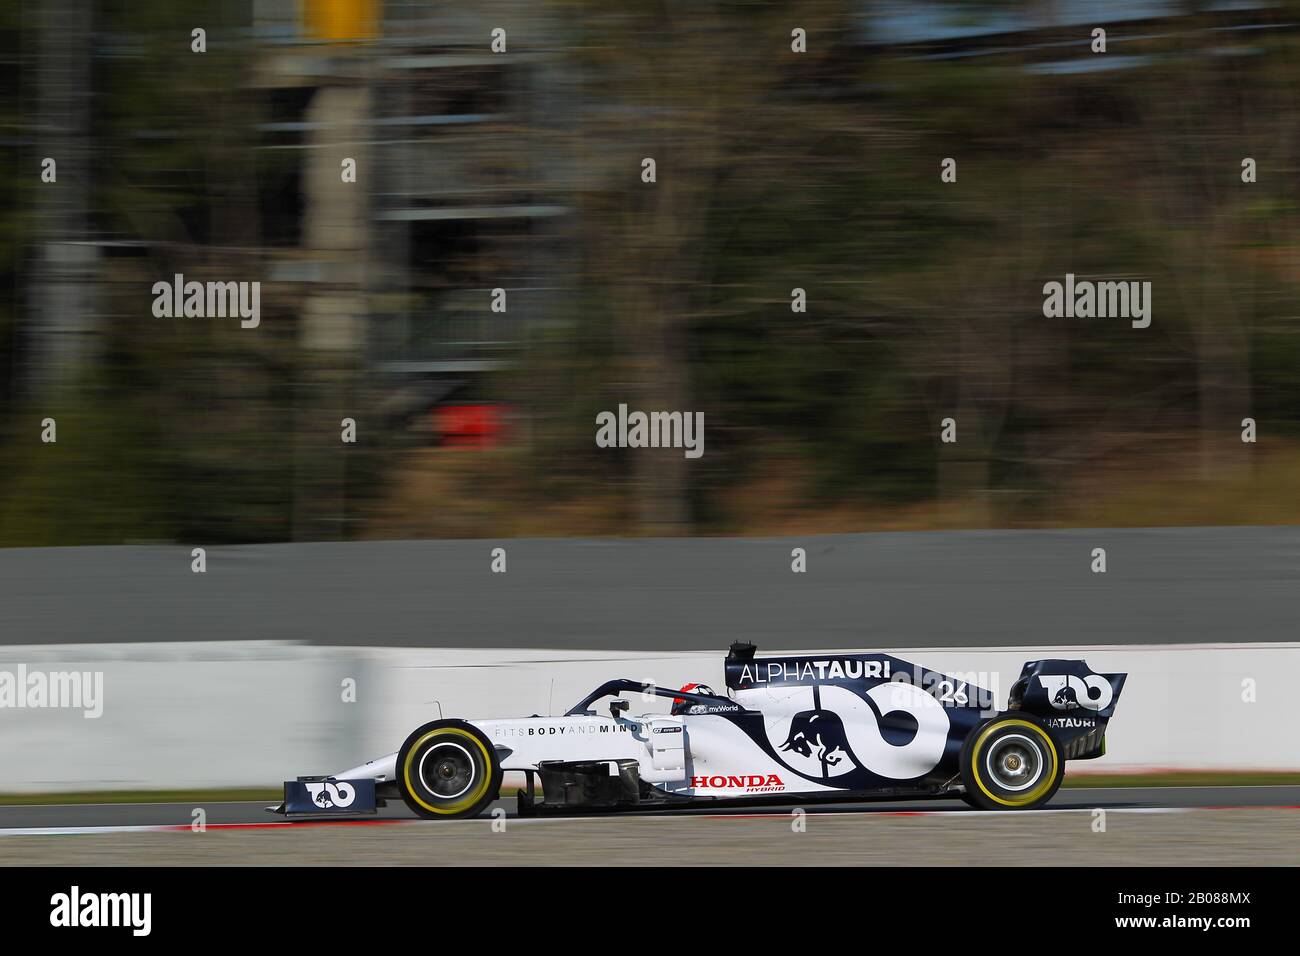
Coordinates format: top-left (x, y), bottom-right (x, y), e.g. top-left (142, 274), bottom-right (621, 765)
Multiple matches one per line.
top-left (275, 643), bottom-right (1125, 819)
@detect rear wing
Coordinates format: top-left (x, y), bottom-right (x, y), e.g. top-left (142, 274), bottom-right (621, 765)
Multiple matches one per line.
top-left (1008, 659), bottom-right (1126, 719)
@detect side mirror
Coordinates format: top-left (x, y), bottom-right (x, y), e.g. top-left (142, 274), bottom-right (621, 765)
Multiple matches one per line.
top-left (609, 699), bottom-right (630, 719)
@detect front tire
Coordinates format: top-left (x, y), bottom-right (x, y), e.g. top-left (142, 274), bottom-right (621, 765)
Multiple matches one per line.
top-left (959, 712), bottom-right (1063, 810)
top-left (397, 720), bottom-right (501, 820)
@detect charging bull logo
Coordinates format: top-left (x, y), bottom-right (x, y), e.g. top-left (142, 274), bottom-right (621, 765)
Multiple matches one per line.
top-left (303, 780), bottom-right (357, 809)
top-left (1038, 675), bottom-right (1113, 713)
top-left (781, 710), bottom-right (851, 778)
top-left (1052, 684), bottom-right (1079, 708)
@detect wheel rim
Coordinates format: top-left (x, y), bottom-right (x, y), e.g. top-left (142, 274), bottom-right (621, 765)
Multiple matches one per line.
top-left (984, 733), bottom-right (1044, 792)
top-left (418, 741), bottom-right (476, 800)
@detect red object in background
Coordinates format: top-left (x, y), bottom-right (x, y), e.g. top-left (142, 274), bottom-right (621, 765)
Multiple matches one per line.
top-left (433, 404), bottom-right (509, 448)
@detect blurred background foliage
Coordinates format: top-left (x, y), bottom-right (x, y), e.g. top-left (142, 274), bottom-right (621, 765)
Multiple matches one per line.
top-left (3, 1), bottom-right (1300, 545)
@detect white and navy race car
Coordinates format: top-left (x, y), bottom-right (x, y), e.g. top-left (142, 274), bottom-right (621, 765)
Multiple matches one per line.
top-left (275, 643), bottom-right (1125, 818)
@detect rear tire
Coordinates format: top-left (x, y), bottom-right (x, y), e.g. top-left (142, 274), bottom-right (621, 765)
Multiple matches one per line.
top-left (396, 720), bottom-right (501, 820)
top-left (960, 712), bottom-right (1063, 810)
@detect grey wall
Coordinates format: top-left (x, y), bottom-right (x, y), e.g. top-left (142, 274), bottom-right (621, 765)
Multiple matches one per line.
top-left (2, 527), bottom-right (1295, 650)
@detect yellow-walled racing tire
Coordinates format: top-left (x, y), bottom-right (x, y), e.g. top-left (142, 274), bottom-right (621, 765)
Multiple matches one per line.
top-left (396, 719), bottom-right (501, 820)
top-left (959, 712), bottom-right (1064, 810)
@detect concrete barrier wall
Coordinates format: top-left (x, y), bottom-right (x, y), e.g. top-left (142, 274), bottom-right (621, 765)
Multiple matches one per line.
top-left (0, 643), bottom-right (369, 793)
top-left (1, 642), bottom-right (1296, 792)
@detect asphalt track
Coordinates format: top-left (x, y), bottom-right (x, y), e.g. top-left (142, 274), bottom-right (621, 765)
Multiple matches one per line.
top-left (6, 526), bottom-right (1300, 649)
top-left (1, 785), bottom-right (1296, 830)
top-left (1, 788), bottom-right (1297, 866)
